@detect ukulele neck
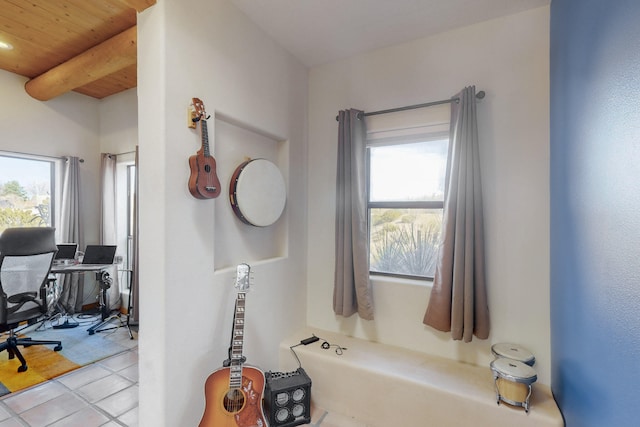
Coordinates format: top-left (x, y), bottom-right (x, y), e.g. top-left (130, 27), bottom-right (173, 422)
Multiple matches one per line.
top-left (200, 119), bottom-right (211, 157)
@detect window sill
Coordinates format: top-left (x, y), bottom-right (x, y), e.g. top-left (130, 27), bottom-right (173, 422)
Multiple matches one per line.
top-left (369, 273), bottom-right (433, 289)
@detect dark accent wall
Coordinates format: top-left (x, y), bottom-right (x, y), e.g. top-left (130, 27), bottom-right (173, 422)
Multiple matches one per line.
top-left (550, 0), bottom-right (640, 426)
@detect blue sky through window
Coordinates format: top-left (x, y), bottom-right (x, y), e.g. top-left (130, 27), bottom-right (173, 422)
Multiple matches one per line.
top-left (0, 155), bottom-right (52, 197)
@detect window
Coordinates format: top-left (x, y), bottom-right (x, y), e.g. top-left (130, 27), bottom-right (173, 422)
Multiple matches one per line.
top-left (125, 163), bottom-right (136, 270)
top-left (0, 153), bottom-right (58, 233)
top-left (366, 106), bottom-right (450, 280)
top-left (115, 160), bottom-right (136, 269)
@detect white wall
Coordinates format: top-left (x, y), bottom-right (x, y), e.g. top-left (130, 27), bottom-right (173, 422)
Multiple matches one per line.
top-left (0, 71), bottom-right (138, 307)
top-left (0, 69), bottom-right (102, 245)
top-left (307, 7), bottom-right (551, 383)
top-left (99, 88), bottom-right (138, 155)
top-left (136, 0), bottom-right (308, 425)
top-left (99, 88), bottom-right (138, 302)
top-left (0, 71), bottom-right (139, 243)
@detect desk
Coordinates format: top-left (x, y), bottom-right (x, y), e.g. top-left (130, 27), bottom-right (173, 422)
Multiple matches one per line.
top-left (51, 263), bottom-right (116, 335)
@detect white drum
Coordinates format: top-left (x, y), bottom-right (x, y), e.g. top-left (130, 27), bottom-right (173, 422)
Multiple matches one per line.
top-left (491, 342), bottom-right (535, 366)
top-left (229, 159), bottom-right (286, 227)
top-left (490, 358), bottom-right (537, 413)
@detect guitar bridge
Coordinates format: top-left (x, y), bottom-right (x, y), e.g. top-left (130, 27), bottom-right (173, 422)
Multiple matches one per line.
top-left (205, 186), bottom-right (217, 192)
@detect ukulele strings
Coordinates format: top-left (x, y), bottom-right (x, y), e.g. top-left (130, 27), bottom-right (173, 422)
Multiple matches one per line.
top-left (200, 116), bottom-right (214, 192)
top-left (202, 118), bottom-right (210, 190)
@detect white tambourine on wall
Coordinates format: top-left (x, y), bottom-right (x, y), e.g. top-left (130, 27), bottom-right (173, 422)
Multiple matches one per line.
top-left (229, 158), bottom-right (286, 227)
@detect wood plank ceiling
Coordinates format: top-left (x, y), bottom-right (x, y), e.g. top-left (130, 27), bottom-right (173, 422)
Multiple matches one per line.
top-left (0, 0), bottom-right (155, 100)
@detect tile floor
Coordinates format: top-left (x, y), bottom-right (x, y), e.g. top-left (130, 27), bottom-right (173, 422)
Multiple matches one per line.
top-left (0, 348), bottom-right (138, 427)
top-left (0, 348), bottom-right (364, 427)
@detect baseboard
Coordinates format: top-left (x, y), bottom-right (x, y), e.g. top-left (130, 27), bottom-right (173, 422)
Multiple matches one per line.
top-left (81, 302), bottom-right (99, 312)
top-left (81, 302), bottom-right (128, 315)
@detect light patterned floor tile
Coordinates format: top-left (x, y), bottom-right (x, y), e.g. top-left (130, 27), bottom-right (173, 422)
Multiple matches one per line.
top-left (57, 364), bottom-right (112, 390)
top-left (0, 335), bottom-right (138, 426)
top-left (76, 375), bottom-right (133, 403)
top-left (19, 393), bottom-right (87, 427)
top-left (47, 406), bottom-right (110, 427)
top-left (0, 405), bottom-right (10, 421)
top-left (1, 382), bottom-right (67, 414)
top-left (0, 418), bottom-right (25, 427)
top-left (117, 406), bottom-right (138, 427)
top-left (95, 385), bottom-right (138, 418)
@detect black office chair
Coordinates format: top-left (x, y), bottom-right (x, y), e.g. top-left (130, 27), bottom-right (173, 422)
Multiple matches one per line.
top-left (0, 227), bottom-right (63, 372)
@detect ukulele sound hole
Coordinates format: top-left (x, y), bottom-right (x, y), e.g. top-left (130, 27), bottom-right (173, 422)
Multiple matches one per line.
top-left (223, 388), bottom-right (245, 413)
top-left (204, 164), bottom-right (211, 173)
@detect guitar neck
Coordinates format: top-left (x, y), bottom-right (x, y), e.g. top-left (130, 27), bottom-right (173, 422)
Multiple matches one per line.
top-left (200, 119), bottom-right (211, 157)
top-left (229, 292), bottom-right (246, 389)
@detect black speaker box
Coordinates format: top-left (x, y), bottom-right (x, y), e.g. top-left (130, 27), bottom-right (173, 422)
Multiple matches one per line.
top-left (264, 368), bottom-right (312, 427)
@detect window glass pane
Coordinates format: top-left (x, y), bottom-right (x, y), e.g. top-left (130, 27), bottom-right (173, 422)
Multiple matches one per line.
top-left (369, 208), bottom-right (442, 278)
top-left (127, 165), bottom-right (136, 237)
top-left (127, 164), bottom-right (136, 270)
top-left (0, 155), bottom-right (54, 232)
top-left (369, 139), bottom-right (447, 202)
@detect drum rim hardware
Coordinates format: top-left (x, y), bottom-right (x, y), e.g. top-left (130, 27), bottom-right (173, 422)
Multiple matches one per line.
top-left (491, 342), bottom-right (536, 366)
top-left (490, 357), bottom-right (537, 413)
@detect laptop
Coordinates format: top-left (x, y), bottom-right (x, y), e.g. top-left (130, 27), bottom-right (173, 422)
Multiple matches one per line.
top-left (81, 245), bottom-right (117, 265)
top-left (55, 243), bottom-right (78, 260)
top-left (51, 245), bottom-right (117, 272)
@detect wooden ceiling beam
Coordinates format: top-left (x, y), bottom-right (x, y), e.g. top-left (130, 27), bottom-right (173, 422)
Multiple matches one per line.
top-left (117, 0), bottom-right (157, 13)
top-left (24, 26), bottom-right (137, 101)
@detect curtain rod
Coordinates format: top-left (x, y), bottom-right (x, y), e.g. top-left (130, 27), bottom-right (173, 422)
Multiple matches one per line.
top-left (105, 150), bottom-right (135, 157)
top-left (0, 149), bottom-right (84, 163)
top-left (335, 90), bottom-right (486, 121)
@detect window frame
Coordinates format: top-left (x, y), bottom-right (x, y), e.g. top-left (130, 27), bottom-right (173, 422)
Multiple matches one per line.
top-left (366, 130), bottom-right (449, 281)
top-left (0, 151), bottom-right (60, 232)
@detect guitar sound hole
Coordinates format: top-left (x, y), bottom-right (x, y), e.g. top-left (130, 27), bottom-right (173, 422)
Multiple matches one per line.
top-left (223, 388), bottom-right (245, 413)
top-left (204, 164), bottom-right (211, 173)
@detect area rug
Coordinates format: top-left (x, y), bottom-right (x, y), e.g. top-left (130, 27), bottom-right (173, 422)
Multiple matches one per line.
top-left (0, 313), bottom-right (137, 397)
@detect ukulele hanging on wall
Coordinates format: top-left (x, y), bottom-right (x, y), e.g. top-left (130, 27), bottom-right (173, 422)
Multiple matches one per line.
top-left (188, 97), bottom-right (222, 199)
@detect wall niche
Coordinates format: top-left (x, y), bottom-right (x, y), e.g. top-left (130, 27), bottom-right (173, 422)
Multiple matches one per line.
top-left (213, 113), bottom-right (288, 271)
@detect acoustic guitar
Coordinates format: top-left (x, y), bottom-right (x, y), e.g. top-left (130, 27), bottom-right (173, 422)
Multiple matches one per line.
top-left (188, 97), bottom-right (222, 199)
top-left (199, 264), bottom-right (267, 427)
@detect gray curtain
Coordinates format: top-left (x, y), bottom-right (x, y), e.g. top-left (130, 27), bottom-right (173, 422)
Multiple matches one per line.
top-left (100, 154), bottom-right (117, 245)
top-left (423, 86), bottom-right (490, 342)
top-left (100, 153), bottom-right (120, 310)
top-left (58, 156), bottom-right (83, 313)
top-left (334, 109), bottom-right (374, 320)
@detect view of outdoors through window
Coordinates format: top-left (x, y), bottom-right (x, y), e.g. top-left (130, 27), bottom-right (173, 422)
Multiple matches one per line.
top-left (368, 139), bottom-right (448, 279)
top-left (0, 154), bottom-right (54, 233)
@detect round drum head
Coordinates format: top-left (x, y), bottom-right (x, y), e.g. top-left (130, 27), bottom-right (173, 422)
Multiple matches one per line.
top-left (230, 159), bottom-right (286, 227)
top-left (490, 358), bottom-right (537, 384)
top-left (491, 343), bottom-right (535, 366)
